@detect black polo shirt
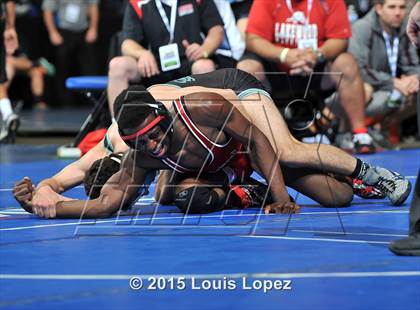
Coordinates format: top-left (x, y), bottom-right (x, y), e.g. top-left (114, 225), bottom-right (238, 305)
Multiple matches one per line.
top-left (123, 0), bottom-right (223, 62)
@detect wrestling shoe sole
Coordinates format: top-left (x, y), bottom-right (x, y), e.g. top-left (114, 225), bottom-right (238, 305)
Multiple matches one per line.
top-left (392, 180), bottom-right (412, 206)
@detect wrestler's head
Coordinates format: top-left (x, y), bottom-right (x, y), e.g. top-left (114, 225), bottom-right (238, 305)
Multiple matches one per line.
top-left (114, 85), bottom-right (173, 157)
top-left (84, 152), bottom-right (124, 199)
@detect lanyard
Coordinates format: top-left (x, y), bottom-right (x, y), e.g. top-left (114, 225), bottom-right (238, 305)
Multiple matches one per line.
top-left (156, 0), bottom-right (178, 43)
top-left (382, 31), bottom-right (399, 77)
top-left (285, 0), bottom-right (313, 25)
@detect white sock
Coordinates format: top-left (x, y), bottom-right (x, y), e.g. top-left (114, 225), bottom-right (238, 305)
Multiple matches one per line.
top-left (0, 98), bottom-right (13, 120)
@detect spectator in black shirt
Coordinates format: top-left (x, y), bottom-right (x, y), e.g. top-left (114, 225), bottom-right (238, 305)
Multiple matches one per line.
top-left (107, 0), bottom-right (224, 116)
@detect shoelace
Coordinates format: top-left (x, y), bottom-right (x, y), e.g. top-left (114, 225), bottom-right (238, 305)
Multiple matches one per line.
top-left (375, 177), bottom-right (396, 194)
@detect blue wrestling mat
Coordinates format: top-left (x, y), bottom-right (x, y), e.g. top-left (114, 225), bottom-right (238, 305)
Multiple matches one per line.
top-left (0, 146), bottom-right (419, 309)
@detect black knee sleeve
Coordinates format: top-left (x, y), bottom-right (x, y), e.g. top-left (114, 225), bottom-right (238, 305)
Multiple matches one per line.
top-left (175, 187), bottom-right (225, 214)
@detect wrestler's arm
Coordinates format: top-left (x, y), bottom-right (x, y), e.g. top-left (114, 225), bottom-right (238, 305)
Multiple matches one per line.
top-left (50, 151), bottom-right (150, 219)
top-left (13, 139), bottom-right (109, 213)
top-left (50, 123), bottom-right (124, 193)
top-left (189, 92), bottom-right (291, 204)
top-left (16, 123), bottom-right (128, 212)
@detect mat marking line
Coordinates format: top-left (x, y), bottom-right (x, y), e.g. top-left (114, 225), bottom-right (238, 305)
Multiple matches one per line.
top-left (241, 235), bottom-right (391, 244)
top-left (0, 209), bottom-right (409, 231)
top-left (291, 229), bottom-right (407, 237)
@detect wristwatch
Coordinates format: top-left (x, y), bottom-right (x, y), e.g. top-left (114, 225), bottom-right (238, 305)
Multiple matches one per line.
top-left (315, 50), bottom-right (326, 64)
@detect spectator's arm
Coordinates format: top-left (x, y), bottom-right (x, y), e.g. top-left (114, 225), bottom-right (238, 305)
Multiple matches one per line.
top-left (43, 9), bottom-right (58, 36)
top-left (120, 4), bottom-right (147, 59)
top-left (3, 1), bottom-right (18, 54)
top-left (43, 7), bottom-right (64, 46)
top-left (321, 0), bottom-right (351, 60)
top-left (88, 3), bottom-right (99, 31)
top-left (399, 32), bottom-right (420, 77)
top-left (245, 0), bottom-right (287, 62)
top-left (85, 2), bottom-right (99, 43)
top-left (318, 39), bottom-right (348, 61)
top-left (406, 2), bottom-right (420, 47)
top-left (348, 20), bottom-right (394, 90)
top-left (121, 39), bottom-right (149, 59)
top-left (198, 0), bottom-right (224, 55)
top-left (5, 1), bottom-right (15, 30)
top-left (246, 33), bottom-right (284, 62)
top-left (201, 25), bottom-right (224, 56)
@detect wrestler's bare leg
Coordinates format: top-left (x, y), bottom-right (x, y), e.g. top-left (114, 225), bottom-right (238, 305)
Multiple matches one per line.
top-left (281, 166), bottom-right (353, 207)
top-left (235, 94), bottom-right (358, 176)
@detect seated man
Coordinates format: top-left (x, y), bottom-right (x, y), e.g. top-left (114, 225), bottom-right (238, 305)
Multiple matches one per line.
top-left (348, 0), bottom-right (419, 143)
top-left (25, 69), bottom-right (410, 219)
top-left (107, 0), bottom-right (225, 115)
top-left (237, 0), bottom-right (376, 154)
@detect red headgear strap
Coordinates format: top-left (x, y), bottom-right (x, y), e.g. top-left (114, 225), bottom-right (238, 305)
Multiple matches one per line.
top-left (120, 116), bottom-right (165, 141)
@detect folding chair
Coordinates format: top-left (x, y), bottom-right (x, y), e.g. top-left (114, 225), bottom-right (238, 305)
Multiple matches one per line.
top-left (57, 76), bottom-right (109, 158)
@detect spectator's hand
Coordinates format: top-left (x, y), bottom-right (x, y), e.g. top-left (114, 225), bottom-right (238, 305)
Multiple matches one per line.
top-left (182, 40), bottom-right (207, 62)
top-left (394, 78), bottom-right (409, 96)
top-left (303, 49), bottom-right (318, 66)
top-left (394, 76), bottom-right (419, 96)
top-left (12, 177), bottom-right (35, 213)
top-left (49, 31), bottom-right (63, 46)
top-left (401, 75), bottom-right (419, 94)
top-left (264, 202), bottom-right (300, 214)
top-left (286, 48), bottom-right (314, 76)
top-left (3, 28), bottom-right (18, 55)
top-left (407, 2), bottom-right (420, 47)
top-left (137, 50), bottom-right (160, 78)
top-left (85, 28), bottom-right (97, 43)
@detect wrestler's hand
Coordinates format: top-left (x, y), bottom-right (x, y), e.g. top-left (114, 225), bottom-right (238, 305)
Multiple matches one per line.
top-left (31, 186), bottom-right (62, 218)
top-left (264, 202), bottom-right (300, 214)
top-left (137, 50), bottom-right (160, 78)
top-left (32, 188), bottom-right (75, 218)
top-left (12, 177), bottom-right (35, 213)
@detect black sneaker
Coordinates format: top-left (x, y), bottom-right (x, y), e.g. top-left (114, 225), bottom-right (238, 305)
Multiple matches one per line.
top-left (389, 235), bottom-right (420, 256)
top-left (352, 133), bottom-right (376, 154)
top-left (362, 166), bottom-right (412, 206)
